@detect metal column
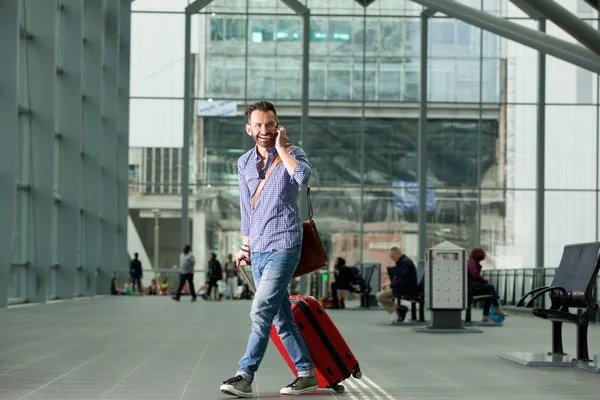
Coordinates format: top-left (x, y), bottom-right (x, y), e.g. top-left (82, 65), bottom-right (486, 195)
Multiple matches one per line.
top-left (98, 0), bottom-right (120, 293)
top-left (536, 20), bottom-right (547, 268)
top-left (25, 0), bottom-right (57, 304)
top-left (0, 1), bottom-right (19, 308)
top-left (418, 14), bottom-right (429, 261)
top-left (55, 0), bottom-right (84, 300)
top-left (82, 0), bottom-right (103, 296)
top-left (116, 0), bottom-right (132, 278)
top-left (181, 10), bottom-right (192, 248)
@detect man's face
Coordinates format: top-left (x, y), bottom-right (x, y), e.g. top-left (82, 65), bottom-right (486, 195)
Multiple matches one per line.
top-left (389, 250), bottom-right (401, 263)
top-left (246, 110), bottom-right (278, 149)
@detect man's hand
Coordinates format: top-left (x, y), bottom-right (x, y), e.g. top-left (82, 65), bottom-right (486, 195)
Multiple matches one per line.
top-left (236, 250), bottom-right (251, 266)
top-left (275, 124), bottom-right (288, 152)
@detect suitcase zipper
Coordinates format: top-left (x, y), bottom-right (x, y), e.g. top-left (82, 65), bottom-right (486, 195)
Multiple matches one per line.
top-left (292, 299), bottom-right (352, 378)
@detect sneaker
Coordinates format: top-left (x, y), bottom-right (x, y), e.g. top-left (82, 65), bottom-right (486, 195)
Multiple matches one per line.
top-left (280, 376), bottom-right (318, 395)
top-left (220, 375), bottom-right (252, 398)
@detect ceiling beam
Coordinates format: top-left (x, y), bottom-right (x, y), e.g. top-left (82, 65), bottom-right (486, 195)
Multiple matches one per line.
top-left (409, 0), bottom-right (600, 74)
top-left (520, 0), bottom-right (600, 57)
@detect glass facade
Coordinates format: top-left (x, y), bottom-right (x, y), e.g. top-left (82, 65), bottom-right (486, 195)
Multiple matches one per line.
top-left (123, 0), bottom-right (600, 292)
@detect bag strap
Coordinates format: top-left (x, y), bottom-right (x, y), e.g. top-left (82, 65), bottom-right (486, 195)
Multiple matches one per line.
top-left (251, 146), bottom-right (294, 211)
top-left (306, 185), bottom-right (313, 221)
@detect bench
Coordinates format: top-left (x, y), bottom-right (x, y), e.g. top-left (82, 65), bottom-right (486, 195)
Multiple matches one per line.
top-left (499, 242), bottom-right (600, 366)
top-left (464, 282), bottom-right (500, 325)
top-left (390, 261), bottom-right (426, 323)
top-left (359, 264), bottom-right (378, 308)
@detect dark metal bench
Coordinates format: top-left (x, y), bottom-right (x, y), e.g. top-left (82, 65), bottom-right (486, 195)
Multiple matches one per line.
top-left (359, 264), bottom-right (378, 308)
top-left (499, 242), bottom-right (600, 367)
top-left (390, 261), bottom-right (427, 324)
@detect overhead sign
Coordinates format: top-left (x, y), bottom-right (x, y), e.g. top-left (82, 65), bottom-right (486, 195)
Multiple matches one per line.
top-left (393, 180), bottom-right (435, 212)
top-left (197, 100), bottom-right (237, 117)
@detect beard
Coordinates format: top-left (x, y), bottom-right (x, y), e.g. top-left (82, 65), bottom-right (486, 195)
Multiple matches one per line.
top-left (253, 132), bottom-right (276, 148)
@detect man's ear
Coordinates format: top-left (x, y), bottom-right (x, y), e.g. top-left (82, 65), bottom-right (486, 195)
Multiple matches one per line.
top-left (245, 124), bottom-right (252, 136)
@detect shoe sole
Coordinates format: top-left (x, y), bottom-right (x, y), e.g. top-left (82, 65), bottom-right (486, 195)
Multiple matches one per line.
top-left (280, 384), bottom-right (318, 395)
top-left (220, 386), bottom-right (252, 398)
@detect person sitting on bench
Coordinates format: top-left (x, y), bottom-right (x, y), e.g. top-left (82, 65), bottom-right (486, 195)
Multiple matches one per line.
top-left (330, 257), bottom-right (367, 309)
top-left (467, 247), bottom-right (510, 322)
top-left (376, 247), bottom-right (417, 322)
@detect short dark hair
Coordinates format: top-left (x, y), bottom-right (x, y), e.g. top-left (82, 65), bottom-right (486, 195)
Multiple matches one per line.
top-left (469, 247), bottom-right (486, 262)
top-left (245, 101), bottom-right (278, 123)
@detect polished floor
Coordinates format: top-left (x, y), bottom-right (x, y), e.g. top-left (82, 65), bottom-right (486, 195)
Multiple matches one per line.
top-left (1, 296), bottom-right (600, 400)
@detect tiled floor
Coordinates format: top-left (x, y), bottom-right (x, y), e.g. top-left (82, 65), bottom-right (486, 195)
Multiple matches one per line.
top-left (1, 296), bottom-right (600, 399)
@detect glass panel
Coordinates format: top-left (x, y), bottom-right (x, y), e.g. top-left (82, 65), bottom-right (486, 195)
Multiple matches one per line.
top-left (545, 21), bottom-right (599, 104)
top-left (426, 188), bottom-right (479, 251)
top-left (545, 191), bottom-right (597, 267)
top-left (361, 189), bottom-right (404, 288)
top-left (132, 0), bottom-right (189, 12)
top-left (316, 189), bottom-right (362, 267)
top-left (129, 99), bottom-right (184, 148)
top-left (202, 116), bottom-right (246, 186)
top-left (499, 19), bottom-right (539, 105)
top-left (206, 56), bottom-right (246, 99)
top-left (306, 117), bottom-right (361, 187)
top-left (546, 105), bottom-right (597, 190)
top-left (378, 64), bottom-right (402, 101)
top-left (130, 13), bottom-right (185, 98)
top-left (327, 62), bottom-right (351, 100)
top-left (353, 61), bottom-right (376, 101)
top-left (504, 105), bottom-right (538, 190)
top-left (481, 189), bottom-right (536, 269)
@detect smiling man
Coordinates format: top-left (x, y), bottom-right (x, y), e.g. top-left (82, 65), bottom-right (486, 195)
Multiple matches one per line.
top-left (219, 101), bottom-right (317, 398)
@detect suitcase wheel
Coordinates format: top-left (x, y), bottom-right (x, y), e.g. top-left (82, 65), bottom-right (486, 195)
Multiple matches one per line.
top-left (352, 370), bottom-right (362, 379)
top-left (331, 384), bottom-right (345, 394)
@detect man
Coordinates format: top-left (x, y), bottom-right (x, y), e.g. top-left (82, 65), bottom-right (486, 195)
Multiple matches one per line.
top-left (172, 244), bottom-right (197, 302)
top-left (375, 247), bottom-right (417, 322)
top-left (130, 252), bottom-right (143, 294)
top-left (220, 101), bottom-right (317, 398)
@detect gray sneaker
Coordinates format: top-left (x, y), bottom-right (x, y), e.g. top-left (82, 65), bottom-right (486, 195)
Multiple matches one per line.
top-left (220, 375), bottom-right (252, 398)
top-left (280, 376), bottom-right (318, 395)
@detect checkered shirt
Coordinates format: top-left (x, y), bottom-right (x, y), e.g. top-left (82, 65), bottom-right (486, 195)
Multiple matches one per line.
top-left (238, 144), bottom-right (311, 253)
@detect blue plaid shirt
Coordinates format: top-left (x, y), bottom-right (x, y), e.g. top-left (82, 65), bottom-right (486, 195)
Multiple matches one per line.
top-left (238, 144), bottom-right (311, 253)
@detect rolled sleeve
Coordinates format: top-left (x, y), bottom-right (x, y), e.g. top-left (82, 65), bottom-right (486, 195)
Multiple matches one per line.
top-left (238, 160), bottom-right (251, 236)
top-left (289, 147), bottom-right (311, 186)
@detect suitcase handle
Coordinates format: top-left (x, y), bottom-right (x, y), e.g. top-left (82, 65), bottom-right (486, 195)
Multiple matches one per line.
top-left (237, 258), bottom-right (256, 293)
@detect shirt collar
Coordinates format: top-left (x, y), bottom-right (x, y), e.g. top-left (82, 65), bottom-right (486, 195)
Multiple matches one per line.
top-left (253, 145), bottom-right (277, 164)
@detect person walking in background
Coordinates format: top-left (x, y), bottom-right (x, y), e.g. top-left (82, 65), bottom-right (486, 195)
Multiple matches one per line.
top-left (130, 252), bottom-right (143, 294)
top-left (203, 252), bottom-right (223, 300)
top-left (172, 245), bottom-right (197, 302)
top-left (225, 253), bottom-right (239, 299)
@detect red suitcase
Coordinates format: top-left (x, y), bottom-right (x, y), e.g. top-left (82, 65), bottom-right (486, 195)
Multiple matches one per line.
top-left (237, 264), bottom-right (361, 393)
top-left (270, 295), bottom-right (361, 393)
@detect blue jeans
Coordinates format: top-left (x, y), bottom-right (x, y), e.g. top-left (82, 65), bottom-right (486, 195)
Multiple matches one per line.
top-left (237, 246), bottom-right (314, 382)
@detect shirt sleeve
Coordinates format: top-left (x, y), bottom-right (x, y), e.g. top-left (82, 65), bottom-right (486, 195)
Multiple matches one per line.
top-left (238, 158), bottom-right (251, 236)
top-left (289, 146), bottom-right (311, 186)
